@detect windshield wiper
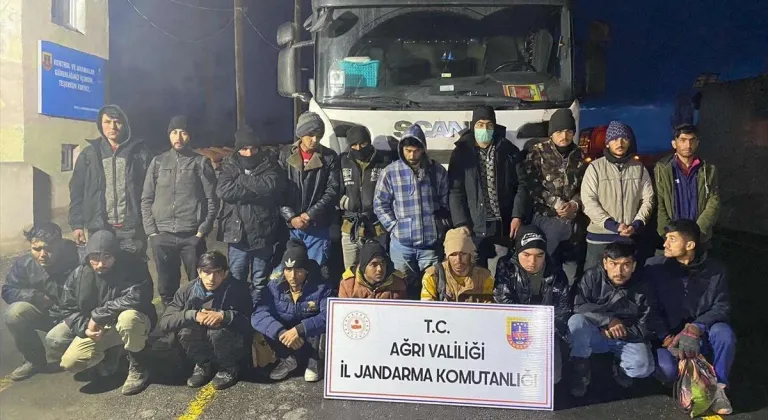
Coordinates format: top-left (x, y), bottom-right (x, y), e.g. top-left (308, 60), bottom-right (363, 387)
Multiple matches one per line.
top-left (354, 95), bottom-right (421, 108)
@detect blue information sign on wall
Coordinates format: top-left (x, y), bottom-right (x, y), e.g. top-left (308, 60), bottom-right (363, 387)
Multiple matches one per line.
top-left (38, 40), bottom-right (106, 121)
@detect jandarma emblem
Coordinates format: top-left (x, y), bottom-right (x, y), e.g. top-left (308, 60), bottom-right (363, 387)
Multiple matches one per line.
top-left (506, 317), bottom-right (531, 350)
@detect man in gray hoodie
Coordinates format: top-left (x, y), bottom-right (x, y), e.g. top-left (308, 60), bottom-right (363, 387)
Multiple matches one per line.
top-left (69, 105), bottom-right (153, 255)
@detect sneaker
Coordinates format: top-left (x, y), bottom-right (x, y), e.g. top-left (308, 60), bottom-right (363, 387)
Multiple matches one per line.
top-left (10, 361), bottom-right (43, 382)
top-left (304, 358), bottom-right (320, 382)
top-left (269, 356), bottom-right (298, 381)
top-left (211, 366), bottom-right (239, 390)
top-left (570, 357), bottom-right (591, 397)
top-left (711, 384), bottom-right (733, 415)
top-left (122, 353), bottom-right (150, 396)
top-left (186, 363), bottom-right (213, 388)
top-left (612, 361), bottom-right (633, 388)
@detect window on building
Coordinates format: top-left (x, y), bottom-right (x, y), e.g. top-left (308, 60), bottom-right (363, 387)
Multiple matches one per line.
top-left (61, 144), bottom-right (79, 172)
top-left (52, 0), bottom-right (86, 33)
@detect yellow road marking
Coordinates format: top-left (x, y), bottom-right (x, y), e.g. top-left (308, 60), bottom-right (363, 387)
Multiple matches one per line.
top-left (177, 383), bottom-right (217, 420)
top-left (0, 376), bottom-right (13, 393)
top-left (702, 416), bottom-right (723, 420)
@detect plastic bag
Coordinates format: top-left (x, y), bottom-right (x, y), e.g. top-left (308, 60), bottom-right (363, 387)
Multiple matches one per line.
top-left (674, 355), bottom-right (718, 418)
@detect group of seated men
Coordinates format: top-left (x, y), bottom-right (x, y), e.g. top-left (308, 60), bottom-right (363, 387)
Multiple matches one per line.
top-left (2, 217), bottom-right (734, 415)
top-left (1, 102), bottom-right (733, 415)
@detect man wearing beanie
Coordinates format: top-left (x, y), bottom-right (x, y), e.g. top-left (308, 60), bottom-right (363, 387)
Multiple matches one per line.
top-left (339, 126), bottom-right (392, 268)
top-left (251, 240), bottom-right (331, 383)
top-left (374, 124), bottom-right (449, 297)
top-left (55, 230), bottom-right (157, 395)
top-left (279, 111), bottom-right (340, 267)
top-left (524, 108), bottom-right (587, 284)
top-left (69, 105), bottom-right (153, 255)
top-left (493, 225), bottom-right (571, 384)
top-left (142, 115), bottom-right (219, 306)
top-left (420, 228), bottom-right (494, 302)
top-left (217, 125), bottom-right (286, 299)
top-left (339, 241), bottom-right (407, 299)
top-left (449, 105), bottom-right (529, 270)
top-left (581, 121), bottom-right (654, 268)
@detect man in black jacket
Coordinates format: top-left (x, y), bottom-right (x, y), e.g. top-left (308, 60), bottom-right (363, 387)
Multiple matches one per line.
top-left (449, 106), bottom-right (528, 271)
top-left (55, 230), bottom-right (157, 395)
top-left (339, 126), bottom-right (391, 268)
top-left (2, 223), bottom-right (79, 381)
top-left (279, 112), bottom-right (340, 267)
top-left (158, 250), bottom-right (252, 390)
top-left (493, 225), bottom-right (570, 384)
top-left (69, 105), bottom-right (153, 254)
top-left (645, 219), bottom-right (733, 415)
top-left (216, 126), bottom-right (286, 298)
top-left (142, 116), bottom-right (219, 305)
top-left (568, 242), bottom-right (654, 397)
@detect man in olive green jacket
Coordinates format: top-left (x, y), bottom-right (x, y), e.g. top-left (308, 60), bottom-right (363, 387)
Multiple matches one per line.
top-left (655, 125), bottom-right (720, 244)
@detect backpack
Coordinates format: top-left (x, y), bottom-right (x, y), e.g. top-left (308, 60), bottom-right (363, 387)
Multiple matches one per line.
top-left (427, 160), bottom-right (452, 245)
top-left (435, 262), bottom-right (448, 301)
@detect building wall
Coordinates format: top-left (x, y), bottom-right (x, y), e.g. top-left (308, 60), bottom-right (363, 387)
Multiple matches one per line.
top-left (21, 0), bottom-right (110, 212)
top-left (0, 0), bottom-right (25, 163)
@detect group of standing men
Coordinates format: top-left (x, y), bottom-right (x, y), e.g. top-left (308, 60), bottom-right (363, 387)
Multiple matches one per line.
top-left (1, 103), bottom-right (734, 414)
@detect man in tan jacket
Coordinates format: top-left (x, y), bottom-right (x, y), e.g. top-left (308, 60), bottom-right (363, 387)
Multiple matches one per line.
top-left (581, 121), bottom-right (654, 269)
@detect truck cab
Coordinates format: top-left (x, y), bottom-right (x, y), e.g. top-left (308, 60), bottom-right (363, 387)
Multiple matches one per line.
top-left (277, 0), bottom-right (599, 161)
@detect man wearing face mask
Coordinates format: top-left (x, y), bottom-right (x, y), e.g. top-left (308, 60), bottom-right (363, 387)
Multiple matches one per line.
top-left (217, 125), bottom-right (286, 300)
top-left (449, 106), bottom-right (529, 272)
top-left (581, 121), bottom-right (654, 269)
top-left (142, 116), bottom-right (219, 306)
top-left (279, 112), bottom-right (340, 267)
top-left (524, 108), bottom-right (587, 285)
top-left (339, 126), bottom-right (392, 268)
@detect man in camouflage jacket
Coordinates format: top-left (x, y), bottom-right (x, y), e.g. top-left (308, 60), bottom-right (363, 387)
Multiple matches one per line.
top-left (524, 109), bottom-right (587, 284)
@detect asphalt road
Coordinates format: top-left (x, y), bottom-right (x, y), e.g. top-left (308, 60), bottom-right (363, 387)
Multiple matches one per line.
top-left (0, 236), bottom-right (766, 420)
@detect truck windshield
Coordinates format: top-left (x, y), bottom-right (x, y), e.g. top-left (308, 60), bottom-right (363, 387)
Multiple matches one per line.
top-left (316, 4), bottom-right (572, 109)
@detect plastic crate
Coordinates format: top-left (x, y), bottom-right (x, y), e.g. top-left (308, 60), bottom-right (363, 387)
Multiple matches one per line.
top-left (340, 60), bottom-right (380, 88)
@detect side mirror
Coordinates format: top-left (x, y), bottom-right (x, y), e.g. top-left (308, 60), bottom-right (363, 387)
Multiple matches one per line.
top-left (277, 41), bottom-right (315, 99)
top-left (276, 22), bottom-right (296, 48)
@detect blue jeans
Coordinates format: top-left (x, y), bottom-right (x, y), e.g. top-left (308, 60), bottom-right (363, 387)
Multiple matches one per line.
top-left (568, 314), bottom-right (655, 378)
top-left (390, 237), bottom-right (439, 287)
top-left (290, 226), bottom-right (330, 267)
top-left (655, 322), bottom-right (736, 386)
top-left (228, 244), bottom-right (273, 299)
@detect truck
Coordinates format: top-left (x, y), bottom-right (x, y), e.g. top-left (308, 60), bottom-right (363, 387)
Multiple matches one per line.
top-left (275, 0), bottom-right (597, 161)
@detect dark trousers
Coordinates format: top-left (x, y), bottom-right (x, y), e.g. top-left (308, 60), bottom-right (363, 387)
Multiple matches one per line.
top-left (177, 326), bottom-right (247, 368)
top-left (532, 214), bottom-right (583, 285)
top-left (265, 334), bottom-right (324, 362)
top-left (585, 243), bottom-right (609, 270)
top-left (150, 232), bottom-right (206, 304)
top-left (655, 322), bottom-right (736, 386)
top-left (472, 220), bottom-right (511, 275)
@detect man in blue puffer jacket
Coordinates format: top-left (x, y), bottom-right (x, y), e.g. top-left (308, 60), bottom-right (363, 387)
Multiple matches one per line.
top-left (251, 240), bottom-right (331, 382)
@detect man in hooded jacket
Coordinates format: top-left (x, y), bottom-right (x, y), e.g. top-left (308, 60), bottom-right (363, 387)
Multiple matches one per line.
top-left (54, 230), bottom-right (157, 395)
top-left (374, 124), bottom-right (449, 297)
top-left (217, 125), bottom-right (286, 299)
top-left (493, 225), bottom-right (571, 383)
top-left (69, 105), bottom-right (153, 255)
top-left (339, 241), bottom-right (407, 299)
top-left (339, 126), bottom-right (392, 268)
top-left (142, 116), bottom-right (219, 305)
top-left (449, 106), bottom-right (529, 271)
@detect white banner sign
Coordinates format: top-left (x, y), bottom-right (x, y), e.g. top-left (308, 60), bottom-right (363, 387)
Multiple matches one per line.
top-left (324, 299), bottom-right (554, 410)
